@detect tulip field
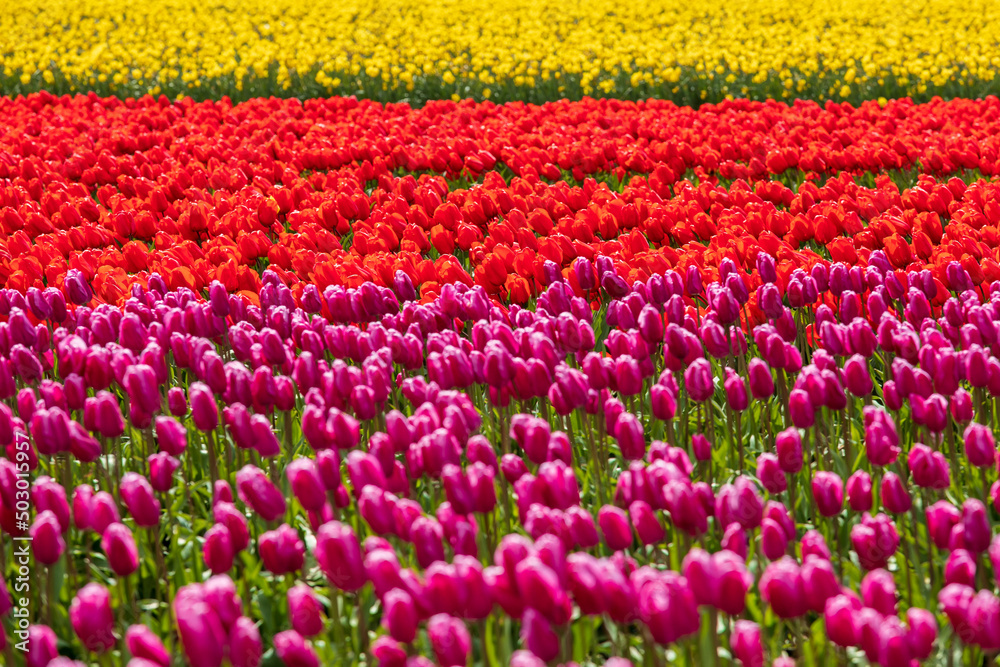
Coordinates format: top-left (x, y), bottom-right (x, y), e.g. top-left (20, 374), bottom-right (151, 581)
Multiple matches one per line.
top-left (5, 7), bottom-right (1000, 667)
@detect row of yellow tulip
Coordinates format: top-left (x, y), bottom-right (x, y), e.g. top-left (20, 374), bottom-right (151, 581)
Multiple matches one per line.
top-left (3, 0), bottom-right (1000, 103)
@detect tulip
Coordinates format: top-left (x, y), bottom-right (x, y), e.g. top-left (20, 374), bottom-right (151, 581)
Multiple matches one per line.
top-left (969, 590), bottom-right (1000, 650)
top-left (32, 477), bottom-right (70, 532)
top-left (713, 550), bottom-right (752, 615)
top-left (273, 630), bottom-right (320, 667)
top-left (30, 510), bottom-right (65, 565)
top-left (845, 470), bottom-right (872, 512)
top-left (774, 428), bottom-right (802, 473)
top-left (945, 549), bottom-right (977, 587)
top-left (515, 556), bottom-right (572, 625)
top-left (906, 607), bottom-right (937, 660)
top-left (315, 521), bottom-right (366, 591)
top-left (691, 433), bottom-right (712, 461)
top-left (148, 452), bottom-right (180, 492)
top-left (91, 491), bottom-right (121, 535)
top-left (907, 443), bottom-right (949, 490)
top-left (125, 625), bottom-right (170, 667)
top-left (951, 388), bottom-right (974, 423)
top-left (843, 354), bottom-right (873, 396)
top-left (286, 458), bottom-right (327, 511)
top-left (70, 583), bottom-right (115, 653)
top-left (860, 569), bottom-right (896, 615)
top-left (427, 614), bottom-right (471, 667)
top-left (521, 608), bottom-right (560, 662)
top-left (684, 358), bottom-right (714, 402)
top-left (120, 472), bottom-right (161, 527)
top-left (189, 382), bottom-right (219, 432)
top-left (102, 522), bottom-right (140, 576)
top-left (203, 524), bottom-right (235, 575)
top-left (731, 621), bottom-right (763, 667)
top-left (259, 524), bottom-right (305, 575)
top-left (965, 422), bottom-right (997, 468)
top-left (372, 637), bottom-right (407, 667)
top-left (801, 556), bottom-right (839, 614)
top-left (756, 453), bottom-right (786, 494)
top-left (235, 465), bottom-right (286, 521)
top-left (636, 570), bottom-right (700, 645)
top-left (155, 416), bottom-right (187, 456)
top-left (825, 594), bottom-right (860, 647)
top-left (760, 558), bottom-right (807, 619)
top-left (760, 519), bottom-right (788, 560)
top-left (811, 472), bottom-right (843, 517)
top-left (788, 389), bottom-right (814, 429)
top-left (27, 624), bottom-right (59, 667)
top-left (599, 505), bottom-right (633, 551)
top-left (927, 501), bottom-right (962, 550)
top-left (288, 583), bottom-right (324, 637)
top-left (629, 501), bottom-right (665, 546)
top-left (747, 358), bottom-right (775, 399)
top-left (382, 588), bottom-right (418, 643)
top-left (65, 269), bottom-right (93, 305)
top-left (962, 499), bottom-right (991, 553)
top-left (939, 583), bottom-right (975, 643)
top-left (167, 387), bottom-right (187, 417)
top-left (851, 513), bottom-right (899, 570)
top-left (879, 472), bottom-right (911, 514)
top-left (724, 368), bottom-right (749, 411)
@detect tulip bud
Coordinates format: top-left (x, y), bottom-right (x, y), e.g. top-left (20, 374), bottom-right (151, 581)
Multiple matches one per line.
top-left (724, 368), bottom-right (749, 412)
top-left (756, 453), bottom-right (786, 494)
top-left (286, 458), bottom-right (327, 511)
top-left (945, 548), bottom-right (977, 587)
top-left (615, 413), bottom-right (646, 461)
top-left (760, 519), bottom-right (789, 560)
top-left (154, 416), bottom-right (187, 456)
top-left (629, 501), bottom-right (665, 546)
top-left (788, 389), bottom-right (814, 429)
top-left (861, 569), bottom-right (896, 615)
top-left (30, 510), bottom-right (65, 565)
top-left (759, 557), bottom-right (807, 619)
top-left (851, 512), bottom-right (899, 570)
top-left (731, 621), bottom-right (763, 667)
top-left (599, 505), bottom-right (633, 551)
top-left (427, 614), bottom-right (471, 667)
top-left (65, 269), bottom-right (93, 305)
top-left (315, 521), bottom-right (366, 591)
top-left (962, 499), bottom-right (991, 553)
top-left (235, 465), bottom-right (286, 521)
top-left (125, 625), bottom-right (170, 667)
top-left (521, 608), bottom-right (559, 662)
top-left (259, 523), bottom-right (305, 575)
top-left (273, 630), bottom-right (320, 667)
top-left (120, 472), bottom-right (161, 527)
top-left (287, 583), bottom-right (324, 638)
top-left (774, 428), bottom-right (802, 473)
top-left (72, 484), bottom-right (94, 532)
top-left (70, 583), bottom-right (115, 653)
top-left (845, 470), bottom-right (872, 513)
top-left (189, 382), bottom-right (219, 432)
top-left (811, 472), bottom-right (843, 517)
top-left (32, 478), bottom-right (70, 532)
top-left (229, 616), bottom-right (263, 667)
top-left (684, 358), bottom-right (714, 402)
top-left (907, 443), bottom-right (950, 490)
top-left (825, 594), bottom-right (860, 648)
top-left (102, 522), bottom-right (140, 576)
top-left (90, 491), bottom-right (120, 535)
top-left (747, 358), bottom-right (775, 399)
top-left (148, 452), bottom-right (180, 493)
top-left (965, 422), bottom-right (997, 468)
